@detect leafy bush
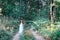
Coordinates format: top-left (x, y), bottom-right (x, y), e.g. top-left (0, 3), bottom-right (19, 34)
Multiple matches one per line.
top-left (39, 28), bottom-right (51, 37)
top-left (50, 28), bottom-right (60, 40)
top-left (0, 16), bottom-right (20, 40)
top-left (0, 30), bottom-right (12, 40)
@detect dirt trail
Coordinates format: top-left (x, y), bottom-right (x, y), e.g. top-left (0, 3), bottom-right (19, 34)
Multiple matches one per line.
top-left (12, 32), bottom-right (20, 40)
top-left (30, 30), bottom-right (46, 40)
top-left (12, 30), bottom-right (47, 40)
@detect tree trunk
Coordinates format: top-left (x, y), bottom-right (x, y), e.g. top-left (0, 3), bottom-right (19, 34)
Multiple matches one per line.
top-left (50, 0), bottom-right (54, 27)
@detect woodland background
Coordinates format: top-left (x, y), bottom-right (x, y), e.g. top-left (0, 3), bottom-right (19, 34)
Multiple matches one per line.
top-left (0, 0), bottom-right (60, 40)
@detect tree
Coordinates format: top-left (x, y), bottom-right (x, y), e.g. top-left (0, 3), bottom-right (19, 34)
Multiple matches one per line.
top-left (50, 0), bottom-right (54, 26)
top-left (0, 0), bottom-right (20, 19)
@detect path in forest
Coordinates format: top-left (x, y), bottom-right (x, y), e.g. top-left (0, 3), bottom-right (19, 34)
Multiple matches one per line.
top-left (12, 30), bottom-right (49, 40)
top-left (30, 30), bottom-right (46, 40)
top-left (12, 32), bottom-right (20, 40)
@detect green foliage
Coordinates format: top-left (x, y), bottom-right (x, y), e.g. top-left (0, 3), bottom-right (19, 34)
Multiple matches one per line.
top-left (20, 35), bottom-right (25, 40)
top-left (50, 28), bottom-right (60, 40)
top-left (39, 28), bottom-right (51, 37)
top-left (0, 29), bottom-right (12, 40)
top-left (13, 0), bottom-right (50, 20)
top-left (0, 0), bottom-right (60, 40)
top-left (0, 0), bottom-right (20, 19)
top-left (54, 1), bottom-right (60, 21)
top-left (0, 16), bottom-right (19, 40)
top-left (0, 0), bottom-right (50, 20)
top-left (36, 22), bottom-right (51, 37)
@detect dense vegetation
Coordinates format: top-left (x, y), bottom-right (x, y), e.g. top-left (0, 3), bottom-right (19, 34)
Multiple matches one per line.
top-left (0, 0), bottom-right (60, 40)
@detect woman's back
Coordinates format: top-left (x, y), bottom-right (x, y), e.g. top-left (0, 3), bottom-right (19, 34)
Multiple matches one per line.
top-left (19, 20), bottom-right (24, 34)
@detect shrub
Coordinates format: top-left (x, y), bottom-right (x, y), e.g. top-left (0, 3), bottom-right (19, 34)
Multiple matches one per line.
top-left (0, 30), bottom-right (12, 40)
top-left (50, 28), bottom-right (60, 40)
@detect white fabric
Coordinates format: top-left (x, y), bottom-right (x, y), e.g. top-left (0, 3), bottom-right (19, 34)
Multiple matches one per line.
top-left (19, 23), bottom-right (24, 34)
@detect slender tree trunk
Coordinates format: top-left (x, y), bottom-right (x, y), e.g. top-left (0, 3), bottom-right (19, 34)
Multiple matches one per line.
top-left (50, 0), bottom-right (54, 27)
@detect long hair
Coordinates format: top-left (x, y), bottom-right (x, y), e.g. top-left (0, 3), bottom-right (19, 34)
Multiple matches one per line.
top-left (20, 17), bottom-right (23, 24)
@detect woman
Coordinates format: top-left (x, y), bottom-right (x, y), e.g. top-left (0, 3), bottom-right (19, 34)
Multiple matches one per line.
top-left (19, 19), bottom-right (24, 34)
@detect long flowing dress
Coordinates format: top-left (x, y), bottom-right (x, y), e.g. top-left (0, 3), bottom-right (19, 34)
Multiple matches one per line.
top-left (19, 23), bottom-right (24, 34)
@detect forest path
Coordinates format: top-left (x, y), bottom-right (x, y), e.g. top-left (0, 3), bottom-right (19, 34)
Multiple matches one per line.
top-left (12, 31), bottom-right (46, 40)
top-left (30, 30), bottom-right (46, 40)
top-left (12, 32), bottom-right (20, 40)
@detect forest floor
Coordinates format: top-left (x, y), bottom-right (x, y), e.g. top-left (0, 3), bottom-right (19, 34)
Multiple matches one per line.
top-left (12, 30), bottom-right (46, 40)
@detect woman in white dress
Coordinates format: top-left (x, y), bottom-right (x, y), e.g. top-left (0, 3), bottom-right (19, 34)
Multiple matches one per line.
top-left (19, 19), bottom-right (24, 34)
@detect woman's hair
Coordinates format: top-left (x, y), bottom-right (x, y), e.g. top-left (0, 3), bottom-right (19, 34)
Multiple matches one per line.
top-left (20, 17), bottom-right (23, 23)
top-left (20, 17), bottom-right (23, 20)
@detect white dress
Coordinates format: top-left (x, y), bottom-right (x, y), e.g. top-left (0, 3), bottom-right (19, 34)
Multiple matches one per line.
top-left (19, 23), bottom-right (24, 34)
